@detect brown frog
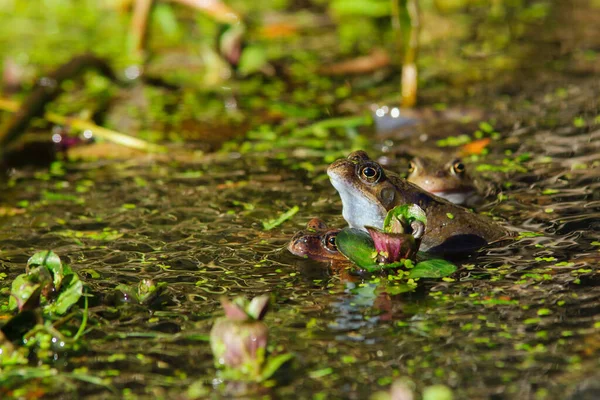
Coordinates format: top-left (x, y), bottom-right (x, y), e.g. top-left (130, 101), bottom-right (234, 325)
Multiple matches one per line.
top-left (406, 156), bottom-right (479, 206)
top-left (287, 218), bottom-right (346, 262)
top-left (327, 151), bottom-right (510, 254)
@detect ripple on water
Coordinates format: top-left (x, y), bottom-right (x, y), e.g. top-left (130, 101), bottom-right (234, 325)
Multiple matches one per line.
top-left (2, 79), bottom-right (600, 399)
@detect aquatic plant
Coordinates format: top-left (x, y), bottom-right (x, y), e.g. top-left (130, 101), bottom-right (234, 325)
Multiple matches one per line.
top-left (336, 205), bottom-right (456, 277)
top-left (210, 295), bottom-right (292, 382)
top-left (371, 379), bottom-right (453, 400)
top-left (115, 279), bottom-right (167, 305)
top-left (0, 250), bottom-right (96, 393)
top-left (9, 250), bottom-right (82, 315)
top-left (368, 204), bottom-right (426, 263)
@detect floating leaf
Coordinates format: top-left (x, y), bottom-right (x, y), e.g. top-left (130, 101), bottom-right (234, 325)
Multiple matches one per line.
top-left (335, 228), bottom-right (376, 268)
top-left (360, 259), bottom-right (412, 273)
top-left (42, 191), bottom-right (84, 204)
top-left (334, 209), bottom-right (455, 280)
top-left (408, 259), bottom-right (457, 279)
top-left (386, 283), bottom-right (417, 295)
top-left (262, 206), bottom-right (299, 230)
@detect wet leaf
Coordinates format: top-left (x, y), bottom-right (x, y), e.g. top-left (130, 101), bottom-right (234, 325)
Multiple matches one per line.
top-left (9, 275), bottom-right (43, 312)
top-left (408, 259), bottom-right (457, 279)
top-left (47, 273), bottom-right (83, 315)
top-left (27, 250), bottom-right (63, 289)
top-left (335, 228), bottom-right (376, 268)
top-left (16, 285), bottom-right (43, 312)
top-left (11, 252), bottom-right (83, 315)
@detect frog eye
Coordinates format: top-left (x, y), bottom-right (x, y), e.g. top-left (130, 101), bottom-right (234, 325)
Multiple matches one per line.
top-left (358, 162), bottom-right (382, 183)
top-left (323, 232), bottom-right (338, 252)
top-left (408, 161), bottom-right (416, 174)
top-left (451, 160), bottom-right (466, 175)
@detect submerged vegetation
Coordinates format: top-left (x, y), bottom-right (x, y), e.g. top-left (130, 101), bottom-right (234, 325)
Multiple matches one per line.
top-left (1, 251), bottom-right (94, 394)
top-left (1, 0), bottom-right (600, 399)
top-left (0, 0), bottom-right (562, 160)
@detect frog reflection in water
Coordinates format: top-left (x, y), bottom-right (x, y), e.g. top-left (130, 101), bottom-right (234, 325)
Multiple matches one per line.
top-left (327, 151), bottom-right (510, 254)
top-left (287, 218), bottom-right (346, 262)
top-left (406, 156), bottom-right (479, 206)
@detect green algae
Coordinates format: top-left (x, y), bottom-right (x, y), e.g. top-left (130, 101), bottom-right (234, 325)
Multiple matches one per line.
top-left (1, 1), bottom-right (599, 399)
top-left (262, 205), bottom-right (300, 230)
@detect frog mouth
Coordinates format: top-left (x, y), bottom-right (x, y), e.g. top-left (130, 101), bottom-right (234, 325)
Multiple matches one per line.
top-left (328, 170), bottom-right (387, 231)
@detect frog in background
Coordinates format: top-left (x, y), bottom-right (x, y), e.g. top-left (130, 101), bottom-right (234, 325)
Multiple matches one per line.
top-left (406, 156), bottom-right (481, 206)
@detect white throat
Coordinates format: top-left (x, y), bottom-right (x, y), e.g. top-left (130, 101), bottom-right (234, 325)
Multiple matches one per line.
top-left (328, 173), bottom-right (386, 231)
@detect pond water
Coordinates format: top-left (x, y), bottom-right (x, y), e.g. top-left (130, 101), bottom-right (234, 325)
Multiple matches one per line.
top-left (1, 71), bottom-right (599, 399)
